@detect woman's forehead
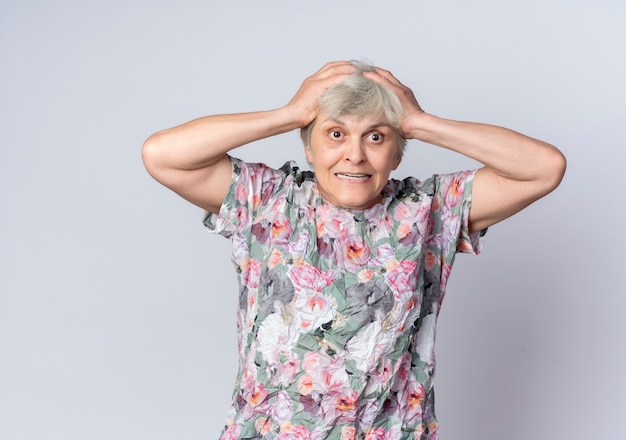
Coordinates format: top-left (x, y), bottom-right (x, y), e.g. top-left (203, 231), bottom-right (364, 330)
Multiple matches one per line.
top-left (317, 112), bottom-right (393, 129)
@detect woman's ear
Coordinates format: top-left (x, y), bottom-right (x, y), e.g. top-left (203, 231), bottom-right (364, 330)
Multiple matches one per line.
top-left (392, 149), bottom-right (402, 170)
top-left (304, 143), bottom-right (314, 165)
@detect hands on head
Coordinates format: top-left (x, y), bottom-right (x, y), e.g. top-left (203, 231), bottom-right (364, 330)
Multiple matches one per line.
top-left (286, 61), bottom-right (425, 140)
top-left (143, 59), bottom-right (566, 225)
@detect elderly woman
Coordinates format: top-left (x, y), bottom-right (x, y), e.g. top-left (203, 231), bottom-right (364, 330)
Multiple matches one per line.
top-left (142, 61), bottom-right (565, 440)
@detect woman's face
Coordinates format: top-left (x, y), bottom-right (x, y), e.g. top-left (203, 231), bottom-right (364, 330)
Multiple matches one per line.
top-left (305, 112), bottom-right (401, 210)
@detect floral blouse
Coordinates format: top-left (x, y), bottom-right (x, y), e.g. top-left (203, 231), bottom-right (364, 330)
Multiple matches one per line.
top-left (204, 157), bottom-right (485, 440)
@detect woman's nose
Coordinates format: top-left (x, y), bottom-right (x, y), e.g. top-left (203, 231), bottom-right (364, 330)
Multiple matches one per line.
top-left (344, 139), bottom-right (366, 163)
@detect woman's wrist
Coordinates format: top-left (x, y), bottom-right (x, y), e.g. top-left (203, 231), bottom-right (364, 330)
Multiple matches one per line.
top-left (402, 112), bottom-right (445, 143)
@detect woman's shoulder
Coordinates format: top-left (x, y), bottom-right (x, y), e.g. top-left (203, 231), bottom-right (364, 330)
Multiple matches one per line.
top-left (231, 157), bottom-right (314, 184)
top-left (230, 157), bottom-right (318, 208)
top-left (387, 170), bottom-right (477, 200)
top-left (277, 160), bottom-right (315, 186)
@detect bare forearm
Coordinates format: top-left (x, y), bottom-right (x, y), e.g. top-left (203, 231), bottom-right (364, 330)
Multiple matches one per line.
top-left (142, 106), bottom-right (303, 172)
top-left (405, 113), bottom-right (565, 185)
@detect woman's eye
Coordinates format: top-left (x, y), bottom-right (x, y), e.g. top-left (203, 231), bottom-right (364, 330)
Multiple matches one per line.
top-left (369, 133), bottom-right (382, 142)
top-left (330, 130), bottom-right (342, 139)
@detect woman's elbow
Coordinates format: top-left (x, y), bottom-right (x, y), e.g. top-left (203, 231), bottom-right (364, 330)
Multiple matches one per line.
top-left (541, 145), bottom-right (567, 195)
top-left (141, 132), bottom-right (168, 179)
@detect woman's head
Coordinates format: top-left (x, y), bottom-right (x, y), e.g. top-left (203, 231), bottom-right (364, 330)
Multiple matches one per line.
top-left (301, 62), bottom-right (406, 210)
top-left (300, 61), bottom-right (406, 158)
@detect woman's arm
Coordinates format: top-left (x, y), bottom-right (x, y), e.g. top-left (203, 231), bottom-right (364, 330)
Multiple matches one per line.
top-left (404, 115), bottom-right (566, 232)
top-left (365, 68), bottom-right (566, 232)
top-left (142, 61), bottom-right (357, 213)
top-left (142, 109), bottom-right (302, 213)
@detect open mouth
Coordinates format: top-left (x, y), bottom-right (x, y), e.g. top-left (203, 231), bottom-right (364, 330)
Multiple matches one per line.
top-left (336, 173), bottom-right (372, 180)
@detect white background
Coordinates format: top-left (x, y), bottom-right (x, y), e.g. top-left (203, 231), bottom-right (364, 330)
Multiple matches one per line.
top-left (1, 1), bottom-right (624, 439)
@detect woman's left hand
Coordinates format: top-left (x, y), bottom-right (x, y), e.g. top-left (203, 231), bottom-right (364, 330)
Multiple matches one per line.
top-left (365, 64), bottom-right (566, 233)
top-left (362, 67), bottom-right (426, 139)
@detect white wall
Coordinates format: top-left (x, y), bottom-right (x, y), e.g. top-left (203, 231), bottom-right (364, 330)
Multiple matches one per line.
top-left (1, 1), bottom-right (624, 439)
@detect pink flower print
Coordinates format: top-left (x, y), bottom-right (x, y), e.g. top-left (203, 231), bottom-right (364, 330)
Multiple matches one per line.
top-left (316, 213), bottom-right (342, 237)
top-left (340, 425), bottom-right (356, 440)
top-left (297, 373), bottom-right (314, 396)
top-left (426, 421), bottom-right (439, 439)
top-left (302, 351), bottom-right (324, 372)
top-left (385, 260), bottom-right (418, 297)
top-left (251, 193), bottom-right (262, 212)
top-left (274, 351), bottom-right (300, 387)
top-left (241, 258), bottom-right (261, 289)
top-left (393, 370), bottom-right (425, 426)
top-left (364, 427), bottom-right (388, 440)
top-left (363, 358), bottom-right (393, 395)
top-left (335, 389), bottom-right (359, 418)
top-left (396, 294), bottom-right (421, 334)
top-left (391, 352), bottom-right (412, 393)
top-left (357, 269), bottom-right (374, 284)
top-left (372, 243), bottom-right (395, 264)
top-left (396, 222), bottom-right (412, 241)
top-left (346, 236), bottom-right (369, 263)
top-left (268, 248), bottom-right (283, 269)
top-left (288, 262), bottom-right (338, 292)
top-left (398, 223), bottom-right (424, 247)
top-left (431, 191), bottom-right (441, 213)
top-left (270, 215), bottom-right (293, 242)
top-left (220, 423), bottom-right (241, 440)
top-left (341, 234), bottom-right (371, 271)
top-left (254, 417), bottom-right (273, 436)
top-left (245, 166), bottom-right (272, 212)
top-left (440, 210), bottom-right (460, 250)
top-left (235, 183), bottom-right (249, 205)
top-left (276, 422), bottom-right (313, 440)
top-left (251, 212), bottom-right (292, 245)
top-left (356, 398), bottom-right (380, 430)
top-left (369, 213), bottom-right (395, 243)
top-left (444, 175), bottom-right (464, 207)
top-left (260, 178), bottom-right (280, 207)
top-left (301, 351), bottom-right (349, 394)
top-left (268, 390), bottom-right (294, 424)
top-left (240, 362), bottom-right (257, 391)
top-left (239, 363), bottom-right (269, 408)
top-left (456, 235), bottom-right (475, 253)
top-left (292, 292), bottom-right (335, 332)
top-left (393, 202), bottom-right (414, 223)
top-left (424, 249), bottom-right (438, 271)
top-left (406, 382), bottom-right (425, 412)
top-left (285, 230), bottom-right (311, 261)
top-left (231, 234), bottom-right (250, 266)
top-left (232, 205), bottom-right (249, 228)
top-left (248, 382), bottom-right (269, 408)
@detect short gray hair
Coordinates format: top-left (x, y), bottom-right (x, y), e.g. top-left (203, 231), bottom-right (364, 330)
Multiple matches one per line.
top-left (300, 61), bottom-right (406, 157)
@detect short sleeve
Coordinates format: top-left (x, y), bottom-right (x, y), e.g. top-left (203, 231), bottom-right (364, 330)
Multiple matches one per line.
top-left (432, 169), bottom-right (486, 256)
top-left (202, 157), bottom-right (285, 239)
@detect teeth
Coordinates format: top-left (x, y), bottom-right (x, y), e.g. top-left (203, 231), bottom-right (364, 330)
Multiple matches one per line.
top-left (337, 173), bottom-right (370, 179)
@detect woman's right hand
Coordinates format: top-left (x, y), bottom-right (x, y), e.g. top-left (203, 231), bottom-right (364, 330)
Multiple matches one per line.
top-left (284, 61), bottom-right (357, 127)
top-left (361, 66), bottom-right (426, 140)
top-left (142, 61), bottom-right (357, 214)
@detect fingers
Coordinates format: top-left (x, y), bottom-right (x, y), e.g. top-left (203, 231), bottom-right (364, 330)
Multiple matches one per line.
top-left (310, 61), bottom-right (358, 84)
top-left (362, 66), bottom-right (426, 126)
top-left (361, 66), bottom-right (403, 89)
top-left (286, 62), bottom-right (357, 126)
